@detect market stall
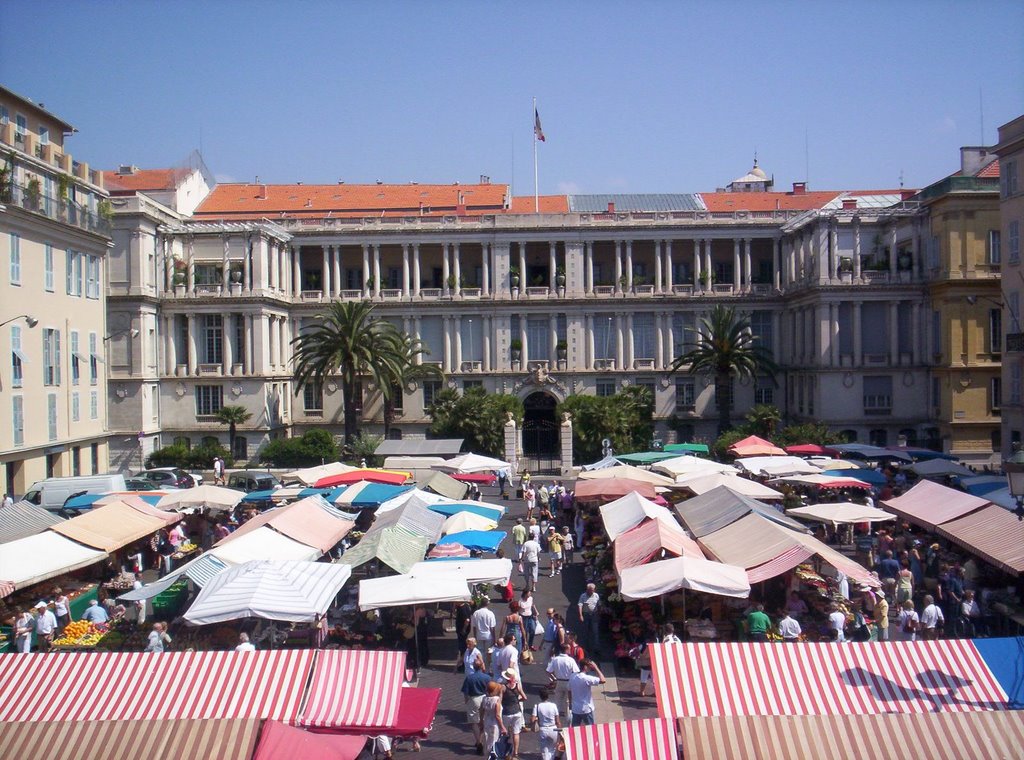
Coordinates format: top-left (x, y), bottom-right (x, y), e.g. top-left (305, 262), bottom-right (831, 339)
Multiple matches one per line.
top-left (575, 477), bottom-right (658, 503)
top-left (422, 471), bottom-right (469, 500)
top-left (432, 452), bottom-right (510, 473)
top-left (441, 511), bottom-right (497, 533)
top-left (251, 721), bottom-right (366, 760)
top-left (563, 717), bottom-right (679, 760)
top-left (576, 464), bottom-right (676, 487)
top-left (314, 469), bottom-right (411, 488)
top-left (0, 531), bottom-right (106, 591)
top-left (157, 484), bottom-right (245, 514)
top-left (599, 491), bottom-right (679, 542)
top-left (338, 525), bottom-right (429, 574)
top-left (652, 455), bottom-right (736, 480)
top-left (735, 455), bottom-right (821, 477)
top-left (882, 479), bottom-right (990, 531)
top-left (282, 461), bottom-right (356, 486)
top-left (50, 497), bottom-right (180, 552)
top-left (674, 486), bottom-right (808, 538)
top-left (617, 556), bottom-right (750, 601)
top-left (333, 481), bottom-right (414, 509)
top-left (209, 526), bottom-right (322, 565)
top-left (676, 472), bottom-right (783, 499)
top-left (426, 499), bottom-right (504, 522)
top-left (358, 571), bottom-right (471, 610)
top-left (435, 530), bottom-right (505, 553)
top-left (613, 516), bottom-right (703, 572)
top-left (0, 500), bottom-right (64, 544)
top-left (411, 558), bottom-right (513, 585)
top-left (728, 435), bottom-right (787, 457)
top-left (217, 496), bottom-right (355, 553)
top-left (935, 505), bottom-right (1024, 576)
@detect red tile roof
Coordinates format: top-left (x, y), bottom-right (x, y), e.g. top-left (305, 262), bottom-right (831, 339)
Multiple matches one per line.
top-left (508, 195), bottom-right (569, 214)
top-left (194, 183), bottom-right (510, 219)
top-left (104, 168), bottom-right (183, 194)
top-left (975, 159), bottom-right (1000, 178)
top-left (699, 191), bottom-right (841, 212)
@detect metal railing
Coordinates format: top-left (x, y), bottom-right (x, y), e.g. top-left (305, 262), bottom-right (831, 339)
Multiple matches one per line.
top-left (4, 183), bottom-right (111, 236)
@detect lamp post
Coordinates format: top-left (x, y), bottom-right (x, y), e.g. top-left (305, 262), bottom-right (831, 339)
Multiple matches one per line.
top-left (0, 314), bottom-right (38, 329)
top-left (1002, 443), bottom-right (1024, 521)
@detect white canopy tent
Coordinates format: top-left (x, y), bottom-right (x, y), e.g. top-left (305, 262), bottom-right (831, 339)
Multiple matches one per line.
top-left (599, 491), bottom-right (682, 541)
top-left (581, 455), bottom-right (619, 471)
top-left (735, 456), bottom-right (820, 477)
top-left (677, 472), bottom-right (784, 499)
top-left (0, 531), bottom-right (106, 590)
top-left (787, 502), bottom-right (896, 526)
top-left (358, 571), bottom-right (472, 610)
top-left (281, 461), bottom-right (356, 486)
top-left (433, 453), bottom-right (511, 473)
top-left (208, 526), bottom-right (321, 565)
top-left (183, 560), bottom-right (352, 625)
top-left (376, 487), bottom-right (449, 514)
top-left (653, 456), bottom-right (737, 480)
top-left (618, 556), bottom-right (751, 601)
top-left (157, 484), bottom-right (244, 514)
top-left (410, 558), bottom-right (513, 586)
top-left (578, 465), bottom-right (677, 487)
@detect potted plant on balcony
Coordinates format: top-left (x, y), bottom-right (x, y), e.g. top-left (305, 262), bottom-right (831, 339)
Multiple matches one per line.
top-left (510, 338), bottom-right (523, 363)
top-left (509, 266), bottom-right (520, 288)
top-left (172, 259), bottom-right (187, 295)
top-left (556, 339), bottom-right (568, 364)
top-left (699, 270), bottom-right (714, 289)
top-left (839, 256), bottom-right (854, 281)
top-left (24, 176), bottom-right (41, 211)
top-left (228, 263), bottom-right (243, 294)
top-left (555, 267), bottom-right (566, 287)
top-left (0, 160), bottom-right (11, 203)
top-left (445, 274), bottom-right (457, 294)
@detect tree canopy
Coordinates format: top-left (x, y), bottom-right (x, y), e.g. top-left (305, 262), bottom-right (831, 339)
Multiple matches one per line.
top-left (427, 387), bottom-right (523, 457)
top-left (557, 385), bottom-right (653, 464)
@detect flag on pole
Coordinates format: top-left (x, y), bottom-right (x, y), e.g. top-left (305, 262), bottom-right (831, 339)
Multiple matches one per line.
top-left (534, 107), bottom-right (546, 142)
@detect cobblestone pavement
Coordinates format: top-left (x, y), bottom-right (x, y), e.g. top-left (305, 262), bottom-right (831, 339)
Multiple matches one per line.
top-left (409, 483), bottom-right (656, 759)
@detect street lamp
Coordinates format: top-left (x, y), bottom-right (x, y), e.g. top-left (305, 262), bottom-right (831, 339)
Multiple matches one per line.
top-left (0, 314), bottom-right (38, 329)
top-left (1002, 443), bottom-right (1024, 521)
top-left (103, 328), bottom-right (139, 342)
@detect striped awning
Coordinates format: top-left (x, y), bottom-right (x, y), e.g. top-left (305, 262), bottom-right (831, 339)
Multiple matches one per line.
top-left (0, 499), bottom-right (64, 544)
top-left (0, 650), bottom-right (315, 722)
top-left (298, 649), bottom-right (405, 729)
top-left (678, 711), bottom-right (1024, 760)
top-left (0, 718), bottom-right (260, 760)
top-left (745, 545), bottom-right (814, 584)
top-left (563, 718), bottom-right (678, 760)
top-left (650, 640), bottom-right (1008, 719)
top-left (0, 580), bottom-right (14, 598)
top-left (936, 505), bottom-right (1024, 576)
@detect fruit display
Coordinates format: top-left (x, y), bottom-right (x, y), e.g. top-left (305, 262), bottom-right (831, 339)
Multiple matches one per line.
top-left (53, 620), bottom-right (109, 647)
top-left (172, 541), bottom-right (198, 559)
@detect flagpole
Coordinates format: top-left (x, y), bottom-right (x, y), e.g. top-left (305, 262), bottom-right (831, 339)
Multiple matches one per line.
top-left (533, 97), bottom-right (539, 213)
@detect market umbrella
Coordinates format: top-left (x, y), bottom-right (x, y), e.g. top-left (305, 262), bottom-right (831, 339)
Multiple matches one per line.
top-left (786, 502), bottom-right (897, 526)
top-left (433, 453), bottom-right (511, 473)
top-left (426, 500), bottom-right (505, 522)
top-left (574, 477), bottom-right (657, 502)
top-left (442, 511), bottom-right (498, 534)
top-left (577, 465), bottom-right (676, 487)
top-left (427, 542), bottom-right (472, 559)
top-left (785, 444), bottom-right (840, 457)
top-left (437, 530), bottom-right (506, 553)
top-left (677, 472), bottom-right (783, 499)
top-left (182, 559), bottom-right (352, 625)
top-left (282, 461), bottom-right (357, 486)
top-left (728, 435), bottom-right (787, 457)
top-left (157, 484), bottom-right (244, 514)
top-left (653, 455), bottom-right (737, 480)
top-left (314, 469), bottom-right (411, 488)
top-left (808, 458), bottom-right (863, 471)
top-left (905, 459), bottom-right (975, 479)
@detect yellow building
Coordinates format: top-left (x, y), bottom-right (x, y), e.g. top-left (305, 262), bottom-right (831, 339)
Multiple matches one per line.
top-left (0, 86), bottom-right (112, 495)
top-left (915, 147), bottom-right (1002, 466)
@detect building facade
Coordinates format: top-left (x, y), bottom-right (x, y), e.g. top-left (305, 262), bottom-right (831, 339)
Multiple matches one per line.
top-left (996, 115), bottom-right (1024, 455)
top-left (0, 86), bottom-right (112, 495)
top-left (104, 163), bottom-right (952, 468)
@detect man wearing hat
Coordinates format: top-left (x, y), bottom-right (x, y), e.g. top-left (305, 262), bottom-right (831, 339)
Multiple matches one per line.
top-left (33, 602), bottom-right (57, 651)
top-left (874, 588), bottom-right (890, 641)
top-left (500, 668), bottom-right (527, 759)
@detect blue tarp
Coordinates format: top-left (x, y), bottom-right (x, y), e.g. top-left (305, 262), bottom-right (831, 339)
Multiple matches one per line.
top-left (823, 469), bottom-right (887, 486)
top-left (427, 502), bottom-right (504, 522)
top-left (62, 493), bottom-right (104, 510)
top-left (438, 530), bottom-right (506, 553)
top-left (135, 494), bottom-right (163, 506)
top-left (973, 637), bottom-right (1024, 708)
top-left (961, 476), bottom-right (1009, 497)
top-left (241, 489), bottom-right (277, 502)
top-left (346, 483), bottom-right (413, 507)
top-left (298, 487), bottom-right (336, 497)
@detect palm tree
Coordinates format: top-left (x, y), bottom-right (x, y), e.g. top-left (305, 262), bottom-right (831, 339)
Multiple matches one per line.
top-left (745, 403), bottom-right (782, 438)
top-left (669, 304), bottom-right (777, 436)
top-left (380, 334), bottom-right (444, 439)
top-left (214, 404), bottom-right (253, 460)
top-left (292, 301), bottom-right (404, 445)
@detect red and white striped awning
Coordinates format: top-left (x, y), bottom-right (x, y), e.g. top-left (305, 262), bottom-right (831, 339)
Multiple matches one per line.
top-left (297, 648), bottom-right (405, 729)
top-left (650, 640), bottom-right (1008, 719)
top-left (0, 580), bottom-right (14, 598)
top-left (0, 650), bottom-right (314, 722)
top-left (563, 718), bottom-right (678, 760)
top-left (745, 545), bottom-right (814, 584)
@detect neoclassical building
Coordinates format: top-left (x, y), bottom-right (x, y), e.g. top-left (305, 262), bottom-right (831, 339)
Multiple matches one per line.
top-left (105, 161), bottom-right (948, 470)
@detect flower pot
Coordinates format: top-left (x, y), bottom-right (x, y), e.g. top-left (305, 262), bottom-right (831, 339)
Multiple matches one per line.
top-left (511, 275), bottom-right (520, 288)
top-left (556, 274), bottom-right (566, 287)
top-left (230, 269), bottom-right (242, 284)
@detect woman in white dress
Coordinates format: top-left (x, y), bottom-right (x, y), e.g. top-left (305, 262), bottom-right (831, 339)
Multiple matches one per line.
top-left (897, 599), bottom-right (919, 641)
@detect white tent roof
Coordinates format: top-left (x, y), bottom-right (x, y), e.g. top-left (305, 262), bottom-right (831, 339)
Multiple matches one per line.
top-left (735, 456), bottom-right (820, 476)
top-left (376, 487), bottom-right (449, 514)
top-left (618, 556), bottom-right (751, 601)
top-left (442, 511), bottom-right (497, 534)
top-left (599, 491), bottom-right (681, 541)
top-left (787, 502), bottom-right (897, 525)
top-left (410, 558), bottom-right (513, 586)
top-left (183, 560), bottom-right (352, 624)
top-left (0, 531), bottom-right (106, 589)
top-left (358, 571), bottom-right (472, 610)
top-left (806, 458), bottom-right (863, 471)
top-left (433, 453), bottom-right (511, 473)
top-left (578, 464), bottom-right (677, 487)
top-left (678, 472), bottom-right (783, 499)
top-left (653, 456), bottom-right (737, 479)
top-left (281, 461), bottom-right (356, 486)
top-left (208, 526), bottom-right (321, 565)
top-left (157, 484), bottom-right (244, 513)
top-left (581, 455), bottom-right (619, 471)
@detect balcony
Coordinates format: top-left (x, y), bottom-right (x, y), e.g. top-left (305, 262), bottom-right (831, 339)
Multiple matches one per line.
top-left (525, 287), bottom-right (550, 298)
top-left (633, 284), bottom-right (655, 296)
top-left (380, 289), bottom-right (403, 300)
top-left (864, 354), bottom-right (889, 366)
top-left (672, 284), bottom-right (694, 296)
top-left (460, 360), bottom-right (482, 373)
top-left (3, 183), bottom-right (111, 236)
top-left (301, 290), bottom-right (323, 302)
top-left (460, 287), bottom-right (482, 299)
top-left (712, 284), bottom-right (735, 294)
top-left (635, 359), bottom-right (655, 370)
top-left (340, 289), bottom-right (362, 300)
top-left (594, 358), bottom-right (617, 371)
top-left (420, 288), bottom-right (442, 299)
top-left (197, 364), bottom-right (221, 376)
top-left (593, 285), bottom-right (615, 296)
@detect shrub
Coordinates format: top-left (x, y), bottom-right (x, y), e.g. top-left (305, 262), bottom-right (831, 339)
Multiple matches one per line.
top-left (188, 443), bottom-right (232, 469)
top-left (258, 429), bottom-right (340, 468)
top-left (146, 444), bottom-right (190, 469)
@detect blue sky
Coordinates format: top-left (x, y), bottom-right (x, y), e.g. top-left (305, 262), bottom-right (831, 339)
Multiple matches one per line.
top-left (1, 1), bottom-right (1022, 195)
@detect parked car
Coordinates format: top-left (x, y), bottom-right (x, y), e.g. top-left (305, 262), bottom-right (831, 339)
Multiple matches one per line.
top-left (149, 466), bottom-right (203, 486)
top-left (227, 470), bottom-right (282, 493)
top-left (134, 468), bottom-right (196, 489)
top-left (125, 477), bottom-right (173, 491)
top-left (23, 474), bottom-right (128, 511)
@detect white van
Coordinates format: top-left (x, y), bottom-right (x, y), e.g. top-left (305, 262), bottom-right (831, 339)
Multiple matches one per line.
top-left (23, 474), bottom-right (128, 512)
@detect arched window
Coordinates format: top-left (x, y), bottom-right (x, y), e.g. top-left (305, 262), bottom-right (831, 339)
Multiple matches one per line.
top-left (839, 429), bottom-right (858, 443)
top-left (202, 436), bottom-right (219, 449)
top-left (869, 429), bottom-right (888, 447)
top-left (233, 436), bottom-right (248, 460)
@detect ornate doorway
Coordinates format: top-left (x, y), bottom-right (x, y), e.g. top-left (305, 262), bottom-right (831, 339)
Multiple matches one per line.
top-left (522, 391), bottom-right (559, 474)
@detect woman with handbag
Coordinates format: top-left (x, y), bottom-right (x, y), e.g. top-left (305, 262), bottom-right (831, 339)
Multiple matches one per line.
top-left (531, 687), bottom-right (562, 760)
top-left (898, 600), bottom-right (919, 641)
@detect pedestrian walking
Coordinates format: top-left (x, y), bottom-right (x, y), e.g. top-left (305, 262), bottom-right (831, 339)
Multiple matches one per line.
top-left (920, 594), bottom-right (945, 640)
top-left (531, 688), bottom-right (562, 760)
top-left (499, 669), bottom-right (527, 759)
top-left (456, 599), bottom-right (474, 667)
top-left (524, 485), bottom-right (536, 521)
top-left (472, 599), bottom-right (498, 668)
top-left (898, 599), bottom-right (920, 641)
top-left (546, 526), bottom-right (563, 576)
top-left (875, 590), bottom-right (890, 641)
top-left (14, 609), bottom-right (33, 653)
top-left (560, 526), bottom-right (574, 565)
top-left (500, 601), bottom-right (527, 654)
top-left (461, 637), bottom-right (484, 675)
top-left (462, 658), bottom-right (492, 755)
top-left (480, 681), bottom-right (506, 756)
top-left (213, 455), bottom-right (225, 485)
top-left (33, 602), bottom-right (57, 652)
top-left (577, 583), bottom-right (601, 657)
top-left (568, 659), bottom-right (606, 727)
top-left (519, 589), bottom-right (538, 651)
top-left (520, 535), bottom-right (541, 592)
top-left (546, 644), bottom-right (581, 717)
top-left (511, 518), bottom-right (527, 560)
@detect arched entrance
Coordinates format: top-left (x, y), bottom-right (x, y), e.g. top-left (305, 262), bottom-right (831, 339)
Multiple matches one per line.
top-left (522, 391), bottom-right (559, 474)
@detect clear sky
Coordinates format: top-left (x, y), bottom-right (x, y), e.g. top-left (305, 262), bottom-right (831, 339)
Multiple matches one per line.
top-left (1, 1), bottom-right (1022, 195)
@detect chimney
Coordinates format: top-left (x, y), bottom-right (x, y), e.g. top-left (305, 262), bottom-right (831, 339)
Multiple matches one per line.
top-left (607, 201), bottom-right (616, 213)
top-left (960, 146), bottom-right (991, 176)
top-left (792, 182), bottom-right (806, 195)
top-left (841, 197), bottom-right (858, 210)
top-left (257, 184), bottom-right (267, 200)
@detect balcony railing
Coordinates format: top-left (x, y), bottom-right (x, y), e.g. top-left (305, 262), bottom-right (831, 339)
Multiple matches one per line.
top-left (594, 358), bottom-right (616, 371)
top-left (420, 288), bottom-right (442, 299)
top-left (4, 183), bottom-right (111, 236)
top-left (525, 287), bottom-right (550, 298)
top-left (460, 360), bottom-right (482, 373)
top-left (593, 285), bottom-right (615, 296)
top-left (380, 289), bottom-right (402, 300)
top-left (301, 290), bottom-right (323, 301)
top-left (460, 287), bottom-right (482, 299)
top-left (672, 284), bottom-right (694, 295)
top-left (197, 363), bottom-right (221, 376)
top-left (340, 289), bottom-right (362, 300)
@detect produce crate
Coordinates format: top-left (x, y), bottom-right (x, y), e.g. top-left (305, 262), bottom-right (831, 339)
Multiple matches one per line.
top-left (151, 579), bottom-right (189, 618)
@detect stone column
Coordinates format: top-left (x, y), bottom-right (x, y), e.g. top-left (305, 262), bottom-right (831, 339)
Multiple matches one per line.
top-left (520, 321), bottom-right (529, 364)
top-left (560, 415), bottom-right (574, 477)
top-left (453, 243), bottom-right (462, 297)
top-left (829, 221), bottom-right (839, 282)
top-left (693, 239), bottom-right (702, 291)
top-left (733, 239), bottom-right (742, 291)
top-left (504, 416), bottom-right (519, 476)
top-left (626, 313), bottom-right (635, 369)
top-left (402, 244), bottom-right (410, 299)
top-left (482, 316), bottom-right (492, 372)
top-left (442, 316), bottom-right (452, 372)
top-left (912, 302), bottom-right (922, 364)
top-left (665, 314), bottom-right (675, 367)
top-left (412, 244), bottom-right (421, 298)
top-left (585, 242), bottom-right (594, 295)
top-left (773, 238), bottom-right (782, 291)
top-left (889, 301), bottom-right (900, 364)
top-left (829, 303), bottom-right (839, 366)
top-left (586, 315), bottom-right (595, 369)
top-left (889, 227), bottom-right (898, 277)
top-left (912, 219), bottom-right (921, 280)
top-left (665, 240), bottom-right (674, 293)
top-left (187, 314), bottom-right (198, 374)
top-left (549, 241), bottom-right (557, 295)
top-left (625, 241), bottom-right (634, 291)
top-left (361, 244), bottom-right (370, 298)
top-left (223, 314), bottom-right (233, 374)
top-left (744, 238), bottom-right (752, 291)
top-left (329, 246), bottom-right (339, 297)
top-left (321, 246), bottom-right (330, 298)
top-left (615, 314), bottom-right (624, 369)
top-left (291, 246), bottom-right (300, 297)
top-left (549, 313), bottom-right (559, 363)
top-left (614, 242), bottom-right (623, 295)
top-left (413, 317), bottom-right (422, 364)
top-left (771, 311), bottom-right (781, 363)
top-left (372, 244), bottom-right (381, 297)
top-left (655, 313), bottom-right (664, 370)
top-left (454, 316), bottom-right (463, 370)
top-left (441, 243), bottom-right (450, 296)
top-left (703, 239), bottom-right (712, 286)
top-left (268, 316), bottom-right (277, 368)
top-left (654, 240), bottom-right (663, 294)
top-left (481, 242), bottom-right (490, 296)
top-left (166, 316), bottom-right (177, 375)
top-left (853, 302), bottom-right (863, 367)
top-left (518, 242), bottom-right (527, 291)
top-left (853, 218), bottom-right (862, 280)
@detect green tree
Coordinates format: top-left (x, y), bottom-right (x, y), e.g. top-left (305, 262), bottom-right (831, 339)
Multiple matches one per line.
top-left (775, 422), bottom-right (846, 448)
top-left (745, 404), bottom-right (782, 438)
top-left (427, 387), bottom-right (523, 457)
top-left (558, 388), bottom-right (654, 464)
top-left (258, 429), bottom-right (340, 468)
top-left (669, 304), bottom-right (777, 437)
top-left (292, 301), bottom-right (405, 445)
top-left (214, 404), bottom-right (253, 460)
top-left (379, 335), bottom-right (444, 439)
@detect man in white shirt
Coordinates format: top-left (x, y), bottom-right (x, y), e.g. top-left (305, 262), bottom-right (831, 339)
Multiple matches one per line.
top-left (235, 633), bottom-right (256, 652)
top-left (520, 536), bottom-right (541, 592)
top-left (828, 604), bottom-right (847, 642)
top-left (546, 645), bottom-right (581, 717)
top-left (577, 584), bottom-right (601, 656)
top-left (920, 594), bottom-right (945, 640)
top-left (471, 598), bottom-right (497, 668)
top-left (2, 493), bottom-right (13, 509)
top-left (493, 634), bottom-right (519, 681)
top-left (568, 659), bottom-right (606, 727)
top-left (778, 611), bottom-right (802, 642)
top-left (661, 623), bottom-right (682, 644)
top-left (33, 602), bottom-right (57, 651)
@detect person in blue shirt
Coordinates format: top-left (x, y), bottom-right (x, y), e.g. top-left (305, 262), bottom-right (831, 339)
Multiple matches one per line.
top-left (461, 658), bottom-right (493, 754)
top-left (80, 599), bottom-right (109, 624)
